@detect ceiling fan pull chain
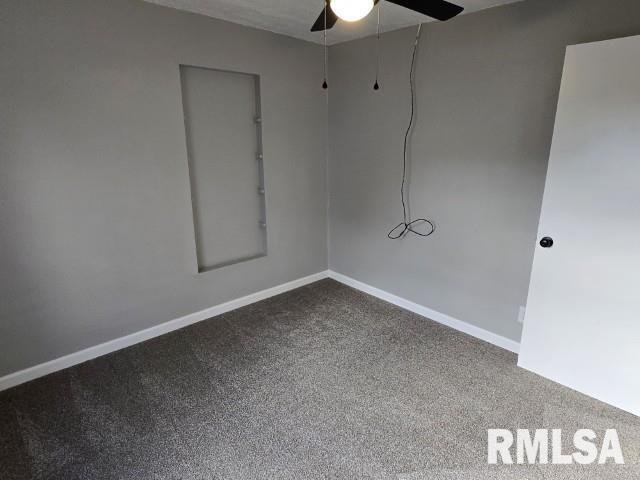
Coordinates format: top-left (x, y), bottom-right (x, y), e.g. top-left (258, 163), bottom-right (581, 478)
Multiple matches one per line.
top-left (323, 0), bottom-right (329, 89)
top-left (374, 3), bottom-right (381, 90)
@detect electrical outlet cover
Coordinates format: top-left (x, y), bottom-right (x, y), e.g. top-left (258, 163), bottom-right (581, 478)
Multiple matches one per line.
top-left (517, 306), bottom-right (526, 324)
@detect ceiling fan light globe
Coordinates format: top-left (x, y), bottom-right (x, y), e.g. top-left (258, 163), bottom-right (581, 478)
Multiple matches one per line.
top-left (330, 0), bottom-right (374, 22)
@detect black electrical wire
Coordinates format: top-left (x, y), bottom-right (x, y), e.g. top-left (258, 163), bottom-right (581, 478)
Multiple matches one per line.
top-left (387, 24), bottom-right (436, 240)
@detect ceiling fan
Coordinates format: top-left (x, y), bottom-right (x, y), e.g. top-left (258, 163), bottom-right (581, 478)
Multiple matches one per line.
top-left (311, 0), bottom-right (464, 32)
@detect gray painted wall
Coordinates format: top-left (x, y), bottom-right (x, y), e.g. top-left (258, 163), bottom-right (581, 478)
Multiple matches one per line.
top-left (0, 0), bottom-right (327, 376)
top-left (328, 0), bottom-right (640, 342)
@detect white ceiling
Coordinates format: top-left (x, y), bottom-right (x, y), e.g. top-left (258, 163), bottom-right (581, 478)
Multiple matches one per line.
top-left (144, 0), bottom-right (524, 45)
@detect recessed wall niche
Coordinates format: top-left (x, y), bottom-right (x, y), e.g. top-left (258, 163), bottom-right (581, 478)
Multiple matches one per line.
top-left (179, 65), bottom-right (267, 272)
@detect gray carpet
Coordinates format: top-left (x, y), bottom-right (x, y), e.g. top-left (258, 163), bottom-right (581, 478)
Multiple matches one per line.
top-left (0, 279), bottom-right (638, 479)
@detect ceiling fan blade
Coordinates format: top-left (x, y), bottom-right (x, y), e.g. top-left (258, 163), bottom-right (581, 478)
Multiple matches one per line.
top-left (310, 4), bottom-right (339, 32)
top-left (386, 0), bottom-right (464, 21)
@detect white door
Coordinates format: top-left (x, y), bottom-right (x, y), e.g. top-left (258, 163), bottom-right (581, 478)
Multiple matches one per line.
top-left (518, 35), bottom-right (640, 417)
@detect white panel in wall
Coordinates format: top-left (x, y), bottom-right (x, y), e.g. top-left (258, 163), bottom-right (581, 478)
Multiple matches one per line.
top-left (180, 66), bottom-right (267, 271)
top-left (518, 35), bottom-right (640, 416)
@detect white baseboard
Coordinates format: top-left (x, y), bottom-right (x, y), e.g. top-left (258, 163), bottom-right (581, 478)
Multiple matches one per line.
top-left (0, 269), bottom-right (519, 392)
top-left (0, 271), bottom-right (330, 392)
top-left (327, 270), bottom-right (520, 354)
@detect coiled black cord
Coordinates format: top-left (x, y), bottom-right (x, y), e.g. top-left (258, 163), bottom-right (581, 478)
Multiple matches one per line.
top-left (387, 24), bottom-right (435, 240)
